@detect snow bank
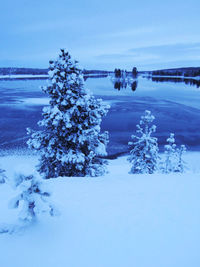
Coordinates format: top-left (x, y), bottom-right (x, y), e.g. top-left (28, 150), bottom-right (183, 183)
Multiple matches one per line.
top-left (0, 153), bottom-right (200, 267)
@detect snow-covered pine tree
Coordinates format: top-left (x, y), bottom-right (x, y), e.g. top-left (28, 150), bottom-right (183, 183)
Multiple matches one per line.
top-left (9, 172), bottom-right (55, 222)
top-left (27, 49), bottom-right (109, 178)
top-left (128, 110), bottom-right (159, 174)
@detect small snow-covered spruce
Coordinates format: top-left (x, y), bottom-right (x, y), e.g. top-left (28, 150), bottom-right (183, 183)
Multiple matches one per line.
top-left (128, 110), bottom-right (159, 174)
top-left (163, 134), bottom-right (187, 173)
top-left (0, 168), bottom-right (6, 184)
top-left (163, 133), bottom-right (177, 173)
top-left (176, 145), bottom-right (187, 173)
top-left (9, 173), bottom-right (55, 222)
top-left (27, 49), bottom-right (109, 178)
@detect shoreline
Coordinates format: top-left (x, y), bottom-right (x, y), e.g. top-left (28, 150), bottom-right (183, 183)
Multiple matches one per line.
top-left (0, 73), bottom-right (110, 80)
top-left (143, 74), bottom-right (200, 80)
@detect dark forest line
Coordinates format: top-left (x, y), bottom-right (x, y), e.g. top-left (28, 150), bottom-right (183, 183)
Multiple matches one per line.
top-left (0, 67), bottom-right (111, 76)
top-left (144, 67), bottom-right (200, 78)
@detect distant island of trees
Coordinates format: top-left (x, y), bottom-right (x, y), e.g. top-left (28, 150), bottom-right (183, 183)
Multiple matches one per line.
top-left (114, 67), bottom-right (138, 78)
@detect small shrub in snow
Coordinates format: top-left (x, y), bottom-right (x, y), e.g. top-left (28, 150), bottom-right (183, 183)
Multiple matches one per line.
top-left (9, 172), bottom-right (55, 222)
top-left (0, 168), bottom-right (6, 184)
top-left (27, 49), bottom-right (109, 178)
top-left (162, 134), bottom-right (186, 173)
top-left (128, 110), bottom-right (159, 174)
top-left (176, 144), bottom-right (187, 173)
top-left (163, 133), bottom-right (177, 173)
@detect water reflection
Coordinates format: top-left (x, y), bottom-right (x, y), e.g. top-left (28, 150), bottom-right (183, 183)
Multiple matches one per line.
top-left (83, 74), bottom-right (108, 81)
top-left (112, 78), bottom-right (138, 91)
top-left (147, 76), bottom-right (200, 88)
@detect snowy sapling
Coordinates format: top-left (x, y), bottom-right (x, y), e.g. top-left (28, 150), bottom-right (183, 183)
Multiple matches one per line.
top-left (163, 133), bottom-right (177, 173)
top-left (128, 110), bottom-right (159, 174)
top-left (0, 168), bottom-right (6, 184)
top-left (163, 133), bottom-right (187, 173)
top-left (9, 172), bottom-right (55, 222)
top-left (176, 144), bottom-right (187, 173)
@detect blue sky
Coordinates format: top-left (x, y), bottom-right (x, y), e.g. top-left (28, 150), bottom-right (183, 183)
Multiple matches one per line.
top-left (1, 0), bottom-right (200, 70)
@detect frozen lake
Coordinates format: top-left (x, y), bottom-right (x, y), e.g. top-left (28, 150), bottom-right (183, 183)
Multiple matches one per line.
top-left (1, 75), bottom-right (200, 156)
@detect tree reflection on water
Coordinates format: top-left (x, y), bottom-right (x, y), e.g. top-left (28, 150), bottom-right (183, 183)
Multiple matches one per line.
top-left (148, 76), bottom-right (200, 88)
top-left (112, 78), bottom-right (138, 91)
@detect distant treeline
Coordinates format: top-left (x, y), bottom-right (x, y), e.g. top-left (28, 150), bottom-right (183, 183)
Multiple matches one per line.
top-left (150, 67), bottom-right (200, 78)
top-left (0, 67), bottom-right (111, 76)
top-left (82, 69), bottom-right (111, 75)
top-left (0, 68), bottom-right (48, 75)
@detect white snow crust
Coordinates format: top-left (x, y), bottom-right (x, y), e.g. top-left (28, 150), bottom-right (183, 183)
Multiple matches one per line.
top-left (0, 153), bottom-right (200, 267)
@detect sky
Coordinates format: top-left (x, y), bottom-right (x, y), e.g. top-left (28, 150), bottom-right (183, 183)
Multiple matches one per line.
top-left (1, 0), bottom-right (200, 71)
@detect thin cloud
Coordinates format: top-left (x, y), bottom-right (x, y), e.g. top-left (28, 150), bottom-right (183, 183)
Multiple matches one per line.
top-left (98, 27), bottom-right (156, 38)
top-left (94, 42), bottom-right (200, 70)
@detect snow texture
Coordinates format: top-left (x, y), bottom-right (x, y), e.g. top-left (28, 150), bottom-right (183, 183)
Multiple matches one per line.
top-left (0, 154), bottom-right (200, 267)
top-left (27, 49), bottom-right (109, 178)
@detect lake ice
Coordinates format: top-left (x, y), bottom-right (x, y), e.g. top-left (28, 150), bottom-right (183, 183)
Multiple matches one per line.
top-left (1, 76), bottom-right (200, 155)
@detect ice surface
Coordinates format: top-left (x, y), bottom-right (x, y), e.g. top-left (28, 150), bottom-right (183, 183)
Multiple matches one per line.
top-left (20, 98), bottom-right (49, 105)
top-left (1, 77), bottom-right (200, 154)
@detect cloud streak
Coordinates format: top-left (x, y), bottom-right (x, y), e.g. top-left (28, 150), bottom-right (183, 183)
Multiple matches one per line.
top-left (96, 43), bottom-right (200, 70)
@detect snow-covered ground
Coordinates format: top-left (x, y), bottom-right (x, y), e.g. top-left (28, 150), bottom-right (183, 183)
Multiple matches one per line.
top-left (0, 152), bottom-right (200, 267)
